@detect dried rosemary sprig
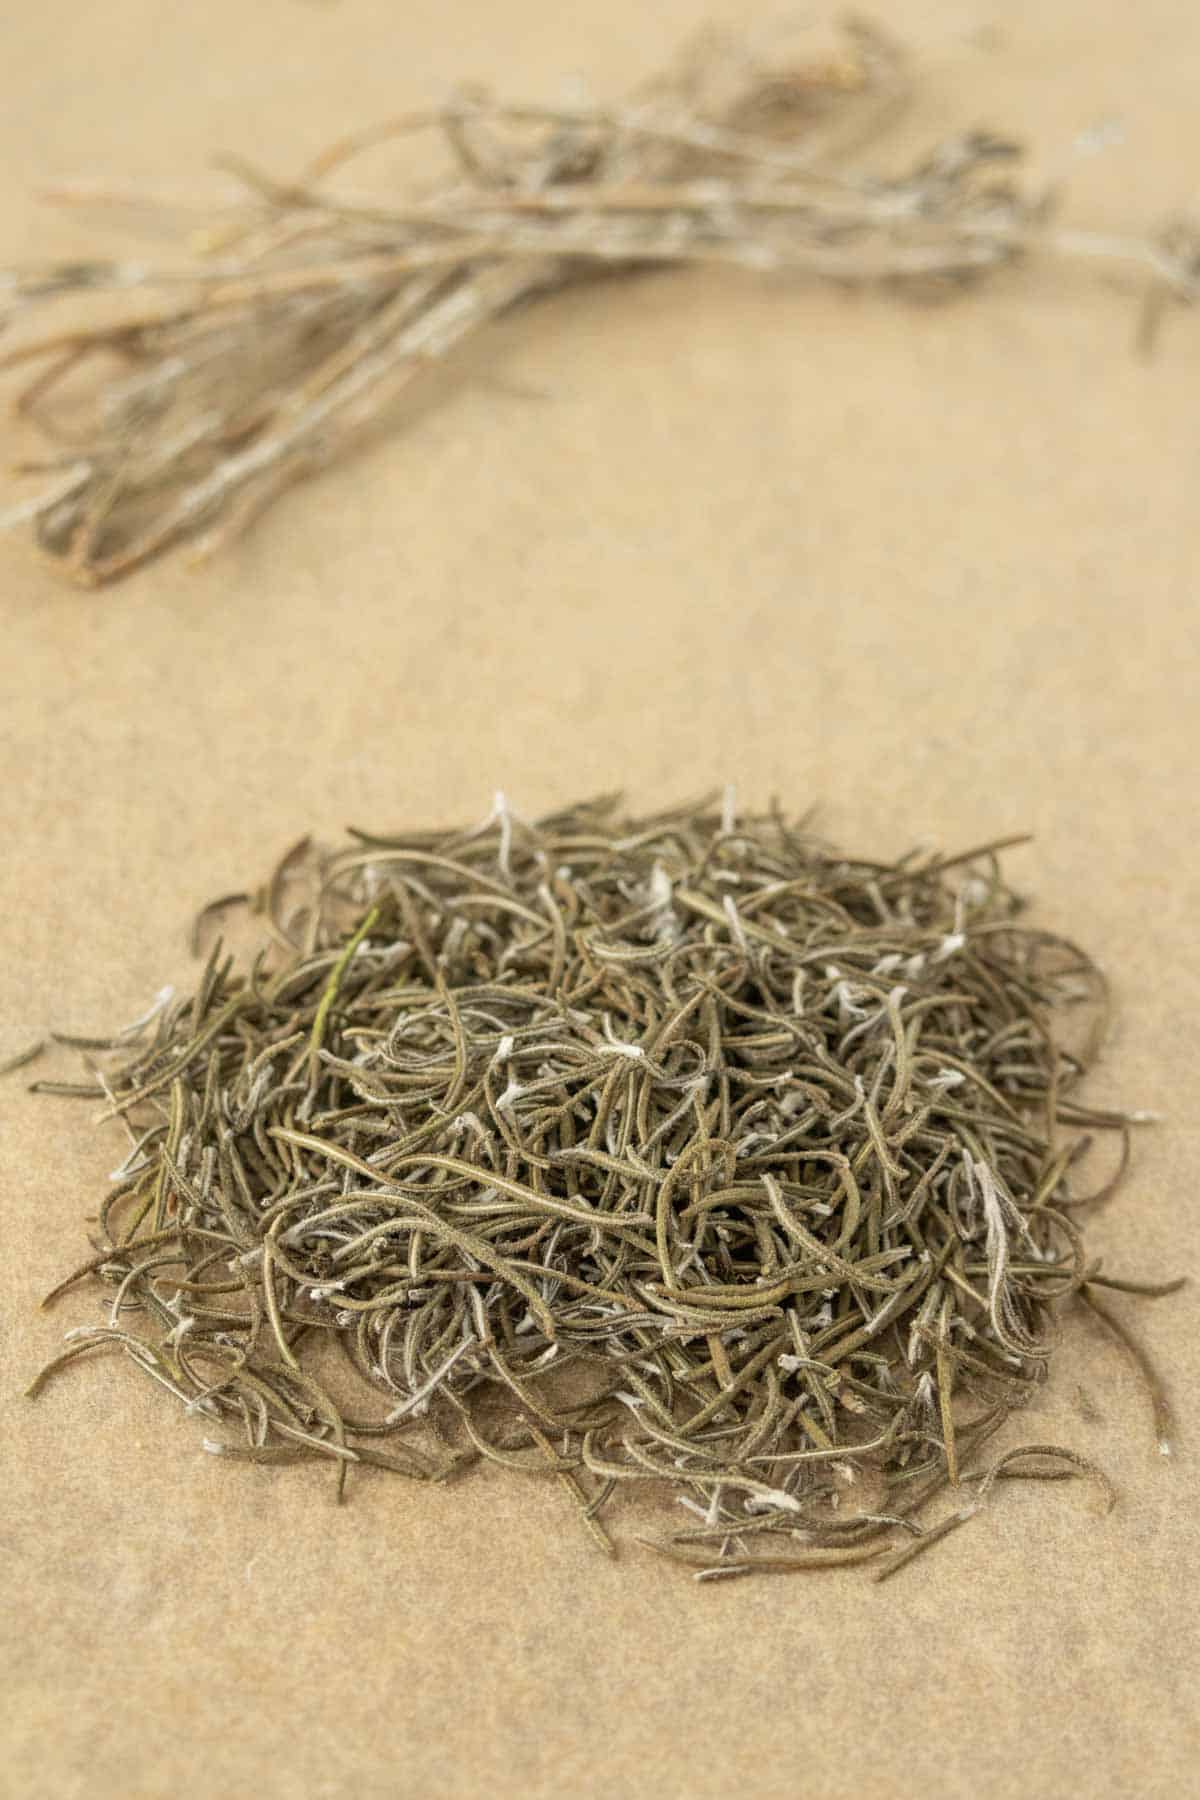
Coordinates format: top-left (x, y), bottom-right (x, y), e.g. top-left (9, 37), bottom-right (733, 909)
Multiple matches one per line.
top-left (2, 18), bottom-right (1196, 583)
top-left (25, 794), bottom-right (1182, 1578)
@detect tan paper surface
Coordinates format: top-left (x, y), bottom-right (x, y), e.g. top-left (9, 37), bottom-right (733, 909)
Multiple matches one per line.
top-left (2, 3), bottom-right (1197, 1795)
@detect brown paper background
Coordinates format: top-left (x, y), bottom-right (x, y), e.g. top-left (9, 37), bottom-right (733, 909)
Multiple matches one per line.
top-left (2, 3), bottom-right (1197, 1795)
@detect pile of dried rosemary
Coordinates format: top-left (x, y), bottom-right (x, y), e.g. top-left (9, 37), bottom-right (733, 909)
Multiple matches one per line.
top-left (23, 795), bottom-right (1180, 1579)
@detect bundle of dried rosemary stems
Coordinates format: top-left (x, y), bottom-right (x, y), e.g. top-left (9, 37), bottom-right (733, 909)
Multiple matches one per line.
top-left (24, 796), bottom-right (1179, 1579)
top-left (2, 18), bottom-right (1195, 583)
